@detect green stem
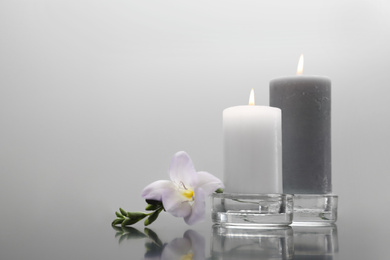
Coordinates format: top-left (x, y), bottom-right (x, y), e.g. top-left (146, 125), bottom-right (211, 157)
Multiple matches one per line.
top-left (112, 206), bottom-right (164, 227)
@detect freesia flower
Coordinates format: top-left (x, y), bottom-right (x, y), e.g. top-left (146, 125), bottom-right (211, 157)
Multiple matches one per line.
top-left (141, 151), bottom-right (224, 225)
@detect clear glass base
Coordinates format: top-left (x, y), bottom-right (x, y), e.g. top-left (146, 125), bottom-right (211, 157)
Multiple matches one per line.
top-left (211, 225), bottom-right (294, 260)
top-left (292, 194), bottom-right (338, 225)
top-left (211, 193), bottom-right (293, 227)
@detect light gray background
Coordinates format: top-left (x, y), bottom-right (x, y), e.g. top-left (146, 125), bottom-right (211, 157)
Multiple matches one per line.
top-left (1, 1), bottom-right (389, 259)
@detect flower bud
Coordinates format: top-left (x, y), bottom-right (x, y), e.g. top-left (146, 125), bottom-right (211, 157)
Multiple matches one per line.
top-left (144, 210), bottom-right (160, 226)
top-left (112, 218), bottom-right (124, 226)
top-left (119, 208), bottom-right (127, 216)
top-left (122, 218), bottom-right (140, 226)
top-left (127, 212), bottom-right (147, 220)
top-left (115, 211), bottom-right (124, 218)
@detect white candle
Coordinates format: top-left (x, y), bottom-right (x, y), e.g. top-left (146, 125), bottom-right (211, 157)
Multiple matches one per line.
top-left (223, 89), bottom-right (282, 194)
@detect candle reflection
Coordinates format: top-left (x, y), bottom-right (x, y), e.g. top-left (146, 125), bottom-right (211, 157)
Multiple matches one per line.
top-left (211, 226), bottom-right (294, 260)
top-left (292, 224), bottom-right (339, 259)
top-left (111, 224), bottom-right (339, 259)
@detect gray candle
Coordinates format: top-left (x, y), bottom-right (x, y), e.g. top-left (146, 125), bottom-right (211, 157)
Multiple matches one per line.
top-left (269, 75), bottom-right (331, 194)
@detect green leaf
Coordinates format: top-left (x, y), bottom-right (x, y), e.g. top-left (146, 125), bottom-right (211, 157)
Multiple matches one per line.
top-left (127, 212), bottom-right (148, 220)
top-left (119, 208), bottom-right (127, 216)
top-left (112, 218), bottom-right (125, 226)
top-left (215, 188), bottom-right (224, 193)
top-left (144, 209), bottom-right (161, 226)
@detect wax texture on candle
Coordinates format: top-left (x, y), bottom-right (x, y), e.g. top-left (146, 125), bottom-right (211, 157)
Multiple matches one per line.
top-left (223, 106), bottom-right (282, 194)
top-left (270, 76), bottom-right (331, 194)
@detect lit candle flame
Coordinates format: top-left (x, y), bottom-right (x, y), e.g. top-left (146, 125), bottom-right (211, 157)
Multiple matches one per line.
top-left (249, 89), bottom-right (255, 106)
top-left (297, 54), bottom-right (304, 75)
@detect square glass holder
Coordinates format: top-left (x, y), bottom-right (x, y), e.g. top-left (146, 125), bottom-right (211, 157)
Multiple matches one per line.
top-left (292, 194), bottom-right (338, 225)
top-left (211, 193), bottom-right (293, 227)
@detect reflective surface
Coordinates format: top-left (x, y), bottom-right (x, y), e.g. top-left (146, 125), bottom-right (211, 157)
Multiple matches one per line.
top-left (212, 226), bottom-right (294, 259)
top-left (3, 202), bottom-right (388, 260)
top-left (109, 222), bottom-right (339, 260)
top-left (111, 224), bottom-right (336, 260)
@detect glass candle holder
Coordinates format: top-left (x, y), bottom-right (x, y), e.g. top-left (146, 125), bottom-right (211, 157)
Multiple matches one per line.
top-left (211, 193), bottom-right (293, 227)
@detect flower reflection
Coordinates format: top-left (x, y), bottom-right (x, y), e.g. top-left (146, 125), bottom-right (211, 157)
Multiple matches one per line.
top-left (160, 230), bottom-right (205, 260)
top-left (112, 226), bottom-right (205, 260)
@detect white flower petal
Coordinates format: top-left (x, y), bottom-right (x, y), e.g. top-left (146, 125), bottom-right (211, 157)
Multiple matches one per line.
top-left (166, 202), bottom-right (192, 218)
top-left (169, 151), bottom-right (198, 187)
top-left (141, 180), bottom-right (174, 201)
top-left (162, 187), bottom-right (192, 218)
top-left (196, 171), bottom-right (224, 196)
top-left (184, 187), bottom-right (206, 225)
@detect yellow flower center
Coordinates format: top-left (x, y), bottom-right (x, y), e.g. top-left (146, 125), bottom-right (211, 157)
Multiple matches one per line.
top-left (181, 252), bottom-right (194, 260)
top-left (182, 189), bottom-right (194, 200)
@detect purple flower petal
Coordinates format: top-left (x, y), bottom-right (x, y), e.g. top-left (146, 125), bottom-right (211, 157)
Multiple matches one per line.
top-left (169, 151), bottom-right (198, 187)
top-left (141, 180), bottom-right (174, 201)
top-left (162, 187), bottom-right (192, 218)
top-left (142, 151), bottom-right (224, 227)
top-left (184, 187), bottom-right (206, 225)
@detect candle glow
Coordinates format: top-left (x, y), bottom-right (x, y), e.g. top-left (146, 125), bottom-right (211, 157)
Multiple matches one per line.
top-left (249, 89), bottom-right (255, 106)
top-left (297, 54), bottom-right (304, 75)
